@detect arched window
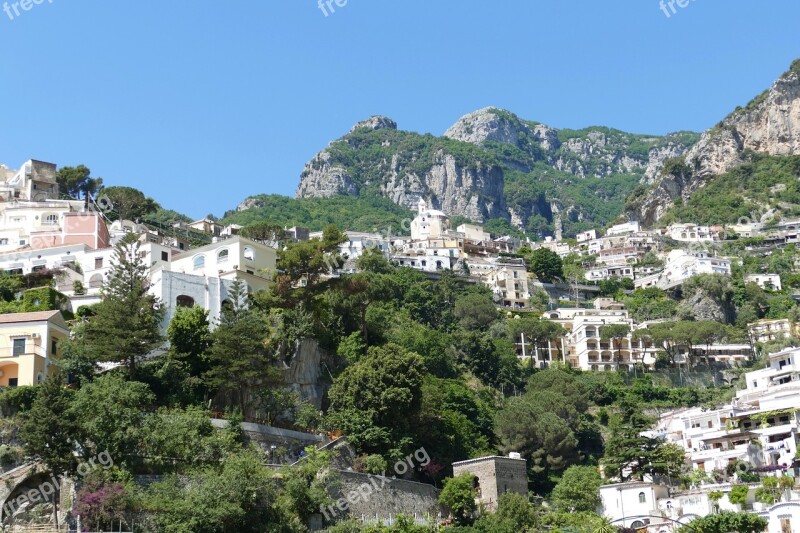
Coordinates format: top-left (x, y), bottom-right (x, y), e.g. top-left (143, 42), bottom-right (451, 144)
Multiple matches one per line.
top-left (638, 492), bottom-right (646, 504)
top-left (43, 213), bottom-right (59, 226)
top-left (193, 255), bottom-right (205, 270)
top-left (243, 247), bottom-right (255, 261)
top-left (88, 273), bottom-right (103, 289)
top-left (631, 521), bottom-right (645, 529)
top-left (176, 295), bottom-right (195, 308)
top-left (217, 249), bottom-right (229, 263)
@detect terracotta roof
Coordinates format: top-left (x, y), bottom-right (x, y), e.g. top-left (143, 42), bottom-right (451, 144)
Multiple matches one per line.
top-left (0, 310), bottom-right (62, 324)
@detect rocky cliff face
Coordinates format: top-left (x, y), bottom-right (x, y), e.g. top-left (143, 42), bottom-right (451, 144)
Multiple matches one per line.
top-left (444, 107), bottom-right (541, 149)
top-left (634, 60), bottom-right (800, 225)
top-left (289, 108), bottom-right (698, 235)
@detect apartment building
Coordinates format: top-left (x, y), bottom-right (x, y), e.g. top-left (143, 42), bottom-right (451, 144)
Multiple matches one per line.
top-left (665, 223), bottom-right (714, 242)
top-left (0, 160), bottom-right (59, 202)
top-left (635, 250), bottom-right (731, 290)
top-left (745, 273), bottom-right (783, 291)
top-left (654, 347), bottom-right (800, 474)
top-left (606, 221), bottom-right (641, 237)
top-left (749, 319), bottom-right (794, 344)
top-left (602, 350), bottom-right (800, 531)
top-left (479, 257), bottom-right (530, 308)
top-left (0, 202), bottom-right (108, 254)
top-left (0, 311), bottom-right (69, 387)
top-left (155, 236), bottom-right (277, 329)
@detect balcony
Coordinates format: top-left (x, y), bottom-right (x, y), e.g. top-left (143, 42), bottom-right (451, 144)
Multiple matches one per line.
top-left (0, 345), bottom-right (48, 359)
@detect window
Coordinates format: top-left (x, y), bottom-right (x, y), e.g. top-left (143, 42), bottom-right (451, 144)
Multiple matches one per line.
top-left (8, 378), bottom-right (17, 388)
top-left (51, 340), bottom-right (57, 356)
top-left (161, 251), bottom-right (169, 261)
top-left (0, 239), bottom-right (7, 245)
top-left (193, 255), bottom-right (205, 270)
top-left (243, 247), bottom-right (255, 261)
top-left (95, 257), bottom-right (103, 269)
top-left (12, 338), bottom-right (25, 356)
top-left (176, 295), bottom-right (195, 308)
top-left (217, 249), bottom-right (229, 263)
top-left (638, 492), bottom-right (646, 504)
top-left (43, 213), bottom-right (59, 226)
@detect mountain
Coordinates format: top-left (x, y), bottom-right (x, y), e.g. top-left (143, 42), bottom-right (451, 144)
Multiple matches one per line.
top-left (630, 59), bottom-right (800, 226)
top-left (291, 109), bottom-right (698, 238)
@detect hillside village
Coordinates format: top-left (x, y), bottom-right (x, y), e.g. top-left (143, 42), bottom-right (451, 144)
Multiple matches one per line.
top-left (0, 157), bottom-right (798, 532)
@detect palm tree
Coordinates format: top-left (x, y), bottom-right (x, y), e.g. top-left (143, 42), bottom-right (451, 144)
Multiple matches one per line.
top-left (593, 517), bottom-right (617, 533)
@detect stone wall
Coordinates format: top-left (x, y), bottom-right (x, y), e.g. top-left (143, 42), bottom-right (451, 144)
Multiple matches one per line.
top-left (323, 471), bottom-right (443, 525)
top-left (210, 419), bottom-right (324, 464)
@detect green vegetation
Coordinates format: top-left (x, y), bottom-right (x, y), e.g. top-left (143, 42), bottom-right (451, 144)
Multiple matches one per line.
top-left (221, 113), bottom-right (698, 238)
top-left (662, 153), bottom-right (800, 225)
top-left (6, 220), bottom-right (783, 531)
top-left (221, 193), bottom-right (414, 233)
top-left (678, 512), bottom-right (768, 533)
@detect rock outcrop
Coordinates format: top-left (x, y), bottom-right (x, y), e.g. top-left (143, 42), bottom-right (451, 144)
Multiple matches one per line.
top-left (635, 60), bottom-right (800, 225)
top-left (443, 107), bottom-right (533, 148)
top-left (290, 107), bottom-right (699, 235)
top-left (296, 150), bottom-right (360, 199)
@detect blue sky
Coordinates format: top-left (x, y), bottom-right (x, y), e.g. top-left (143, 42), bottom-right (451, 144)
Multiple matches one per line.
top-left (0, 0), bottom-right (798, 219)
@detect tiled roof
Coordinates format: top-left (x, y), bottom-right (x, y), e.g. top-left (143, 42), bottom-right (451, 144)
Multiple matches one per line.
top-left (0, 310), bottom-right (62, 324)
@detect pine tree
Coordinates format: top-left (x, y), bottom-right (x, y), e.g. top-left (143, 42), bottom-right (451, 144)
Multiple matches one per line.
top-left (79, 233), bottom-right (163, 378)
top-left (203, 280), bottom-right (274, 416)
top-left (19, 368), bottom-right (78, 528)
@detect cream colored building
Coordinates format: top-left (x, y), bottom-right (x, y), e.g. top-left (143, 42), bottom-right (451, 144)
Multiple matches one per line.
top-left (749, 319), bottom-right (793, 344)
top-left (168, 236), bottom-right (277, 294)
top-left (0, 311), bottom-right (69, 387)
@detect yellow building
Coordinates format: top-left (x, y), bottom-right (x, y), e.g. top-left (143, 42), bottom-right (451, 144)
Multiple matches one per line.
top-left (0, 311), bottom-right (69, 387)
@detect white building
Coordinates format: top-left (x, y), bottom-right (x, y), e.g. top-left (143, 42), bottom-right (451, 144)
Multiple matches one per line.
top-left (585, 265), bottom-right (635, 282)
top-left (0, 160), bottom-right (59, 202)
top-left (600, 482), bottom-right (670, 529)
top-left (410, 199), bottom-right (450, 240)
top-left (576, 229), bottom-right (598, 243)
top-left (635, 250), bottom-right (731, 290)
top-left (655, 347), bottom-right (800, 474)
top-left (307, 231), bottom-right (392, 273)
top-left (168, 236), bottom-right (276, 294)
top-left (665, 223), bottom-right (714, 243)
top-left (606, 221), bottom-right (641, 237)
top-left (746, 274), bottom-right (783, 291)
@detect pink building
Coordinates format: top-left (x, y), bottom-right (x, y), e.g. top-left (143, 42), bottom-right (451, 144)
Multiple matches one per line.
top-left (30, 212), bottom-right (111, 250)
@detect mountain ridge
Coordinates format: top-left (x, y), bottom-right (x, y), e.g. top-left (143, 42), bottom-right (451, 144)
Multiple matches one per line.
top-left (288, 107), bottom-right (698, 237)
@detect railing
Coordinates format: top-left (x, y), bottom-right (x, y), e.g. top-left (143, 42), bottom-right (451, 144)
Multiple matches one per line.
top-left (0, 345), bottom-right (48, 358)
